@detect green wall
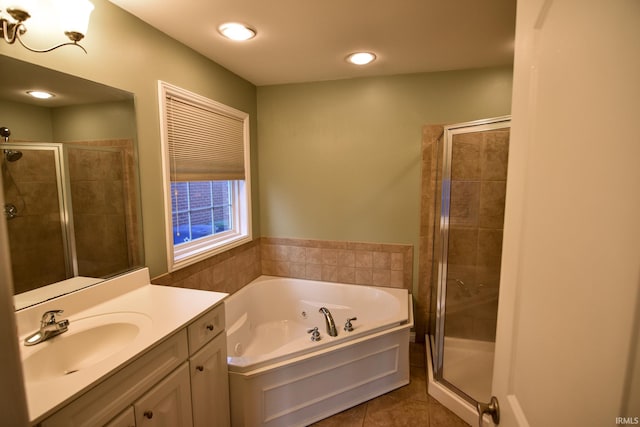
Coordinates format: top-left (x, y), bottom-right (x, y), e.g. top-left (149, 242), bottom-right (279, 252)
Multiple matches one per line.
top-left (257, 67), bottom-right (513, 289)
top-left (0, 101), bottom-right (52, 141)
top-left (0, 99), bottom-right (135, 142)
top-left (0, 0), bottom-right (258, 277)
top-left (52, 100), bottom-right (137, 142)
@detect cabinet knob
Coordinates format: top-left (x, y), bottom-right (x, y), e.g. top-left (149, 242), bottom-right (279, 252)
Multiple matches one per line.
top-left (144, 410), bottom-right (153, 419)
top-left (206, 324), bottom-right (214, 331)
top-left (196, 365), bottom-right (204, 372)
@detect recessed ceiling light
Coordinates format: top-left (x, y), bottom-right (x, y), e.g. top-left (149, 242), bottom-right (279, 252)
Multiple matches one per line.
top-left (218, 23), bottom-right (256, 41)
top-left (346, 52), bottom-right (377, 65)
top-left (26, 90), bottom-right (55, 99)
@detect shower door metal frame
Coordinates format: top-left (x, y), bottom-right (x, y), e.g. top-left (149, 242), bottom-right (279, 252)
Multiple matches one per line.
top-left (433, 115), bottom-right (511, 405)
top-left (3, 142), bottom-right (77, 277)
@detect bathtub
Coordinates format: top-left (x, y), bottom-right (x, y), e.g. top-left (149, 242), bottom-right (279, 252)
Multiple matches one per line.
top-left (225, 276), bottom-right (414, 427)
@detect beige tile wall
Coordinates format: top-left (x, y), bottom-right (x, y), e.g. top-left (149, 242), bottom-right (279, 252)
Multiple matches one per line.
top-left (261, 237), bottom-right (413, 289)
top-left (419, 125), bottom-right (509, 343)
top-left (151, 238), bottom-right (262, 294)
top-left (446, 128), bottom-right (508, 341)
top-left (69, 146), bottom-right (130, 278)
top-left (6, 139), bottom-right (143, 294)
top-left (5, 149), bottom-right (68, 293)
top-left (152, 237), bottom-right (413, 296)
top-left (67, 139), bottom-right (143, 269)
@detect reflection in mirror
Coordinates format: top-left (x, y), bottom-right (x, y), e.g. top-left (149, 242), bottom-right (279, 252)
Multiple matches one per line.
top-left (0, 54), bottom-right (144, 310)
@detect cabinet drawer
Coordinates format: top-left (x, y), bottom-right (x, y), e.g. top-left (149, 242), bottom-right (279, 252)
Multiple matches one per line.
top-left (42, 330), bottom-right (188, 427)
top-left (187, 303), bottom-right (225, 355)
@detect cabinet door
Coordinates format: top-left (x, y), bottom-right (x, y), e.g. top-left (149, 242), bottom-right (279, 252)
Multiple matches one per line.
top-left (190, 333), bottom-right (230, 427)
top-left (105, 407), bottom-right (135, 427)
top-left (135, 362), bottom-right (193, 427)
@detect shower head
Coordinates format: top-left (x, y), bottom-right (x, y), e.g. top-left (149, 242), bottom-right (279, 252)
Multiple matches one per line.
top-left (4, 150), bottom-right (22, 162)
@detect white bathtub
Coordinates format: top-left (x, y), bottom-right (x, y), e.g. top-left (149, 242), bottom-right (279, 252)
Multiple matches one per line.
top-left (225, 276), bottom-right (413, 427)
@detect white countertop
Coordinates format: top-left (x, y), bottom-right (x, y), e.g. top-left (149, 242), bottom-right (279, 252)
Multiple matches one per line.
top-left (15, 268), bottom-right (228, 425)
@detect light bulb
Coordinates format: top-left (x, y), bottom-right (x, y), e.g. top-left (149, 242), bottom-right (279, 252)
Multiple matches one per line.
top-left (27, 90), bottom-right (54, 99)
top-left (346, 52), bottom-right (377, 65)
top-left (218, 23), bottom-right (256, 41)
top-left (59, 0), bottom-right (94, 41)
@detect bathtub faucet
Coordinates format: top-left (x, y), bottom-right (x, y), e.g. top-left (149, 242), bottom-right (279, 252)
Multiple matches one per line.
top-left (319, 307), bottom-right (338, 337)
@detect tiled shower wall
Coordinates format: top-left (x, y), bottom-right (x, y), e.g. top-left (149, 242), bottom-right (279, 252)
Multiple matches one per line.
top-left (68, 140), bottom-right (141, 278)
top-left (445, 127), bottom-right (508, 341)
top-left (152, 237), bottom-right (413, 294)
top-left (6, 139), bottom-right (142, 293)
top-left (419, 124), bottom-right (509, 342)
top-left (67, 139), bottom-right (143, 273)
top-left (4, 149), bottom-right (67, 293)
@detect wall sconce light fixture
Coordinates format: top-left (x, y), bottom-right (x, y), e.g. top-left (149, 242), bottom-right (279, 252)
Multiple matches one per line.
top-left (0, 0), bottom-right (94, 53)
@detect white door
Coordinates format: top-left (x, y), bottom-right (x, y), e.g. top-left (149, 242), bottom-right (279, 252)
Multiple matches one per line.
top-left (492, 0), bottom-right (640, 426)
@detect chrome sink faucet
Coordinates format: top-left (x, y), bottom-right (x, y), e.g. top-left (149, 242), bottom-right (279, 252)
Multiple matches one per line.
top-left (24, 310), bottom-right (69, 346)
top-left (319, 307), bottom-right (338, 337)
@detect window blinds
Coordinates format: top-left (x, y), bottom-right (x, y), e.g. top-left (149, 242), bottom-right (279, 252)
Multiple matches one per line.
top-left (166, 95), bottom-right (245, 181)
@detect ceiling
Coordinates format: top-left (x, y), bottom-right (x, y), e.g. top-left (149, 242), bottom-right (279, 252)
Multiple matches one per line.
top-left (108, 0), bottom-right (517, 86)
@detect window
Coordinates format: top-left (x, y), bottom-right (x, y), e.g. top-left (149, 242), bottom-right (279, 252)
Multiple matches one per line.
top-left (159, 81), bottom-right (251, 271)
top-left (171, 181), bottom-right (232, 244)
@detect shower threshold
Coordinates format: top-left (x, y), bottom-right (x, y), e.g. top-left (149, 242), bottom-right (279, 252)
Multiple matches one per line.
top-left (426, 335), bottom-right (496, 426)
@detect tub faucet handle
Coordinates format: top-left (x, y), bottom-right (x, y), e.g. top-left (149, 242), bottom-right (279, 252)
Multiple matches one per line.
top-left (307, 327), bottom-right (321, 342)
top-left (344, 317), bottom-right (357, 332)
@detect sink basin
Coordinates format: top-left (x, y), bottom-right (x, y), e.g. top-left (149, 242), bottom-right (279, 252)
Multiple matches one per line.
top-left (22, 312), bottom-right (152, 383)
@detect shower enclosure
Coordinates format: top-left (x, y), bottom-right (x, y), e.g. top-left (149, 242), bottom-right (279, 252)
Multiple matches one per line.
top-left (2, 141), bottom-right (137, 297)
top-left (2, 143), bottom-right (72, 289)
top-left (424, 116), bottom-right (510, 424)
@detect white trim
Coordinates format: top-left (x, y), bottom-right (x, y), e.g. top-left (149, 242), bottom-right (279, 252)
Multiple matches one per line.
top-left (158, 81), bottom-right (252, 272)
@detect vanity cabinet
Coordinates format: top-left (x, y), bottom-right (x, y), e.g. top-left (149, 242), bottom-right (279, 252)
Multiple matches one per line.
top-left (41, 303), bottom-right (228, 427)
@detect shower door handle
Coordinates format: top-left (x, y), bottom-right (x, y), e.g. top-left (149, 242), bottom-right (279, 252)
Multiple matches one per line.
top-left (477, 396), bottom-right (500, 426)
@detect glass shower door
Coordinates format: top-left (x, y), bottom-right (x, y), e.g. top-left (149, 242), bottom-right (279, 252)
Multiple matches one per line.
top-left (433, 117), bottom-right (510, 404)
top-left (2, 143), bottom-right (72, 294)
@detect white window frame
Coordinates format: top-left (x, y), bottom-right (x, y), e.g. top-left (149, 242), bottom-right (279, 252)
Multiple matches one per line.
top-left (158, 81), bottom-right (252, 272)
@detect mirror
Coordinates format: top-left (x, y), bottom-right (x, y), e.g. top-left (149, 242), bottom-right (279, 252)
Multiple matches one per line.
top-left (0, 54), bottom-right (144, 310)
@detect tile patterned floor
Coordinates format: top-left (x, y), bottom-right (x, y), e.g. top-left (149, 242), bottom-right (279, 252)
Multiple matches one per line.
top-left (309, 342), bottom-right (470, 427)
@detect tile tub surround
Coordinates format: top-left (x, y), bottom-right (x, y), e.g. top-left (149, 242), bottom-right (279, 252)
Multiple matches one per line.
top-left (151, 239), bottom-right (262, 294)
top-left (152, 237), bottom-right (412, 296)
top-left (261, 237), bottom-right (413, 290)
